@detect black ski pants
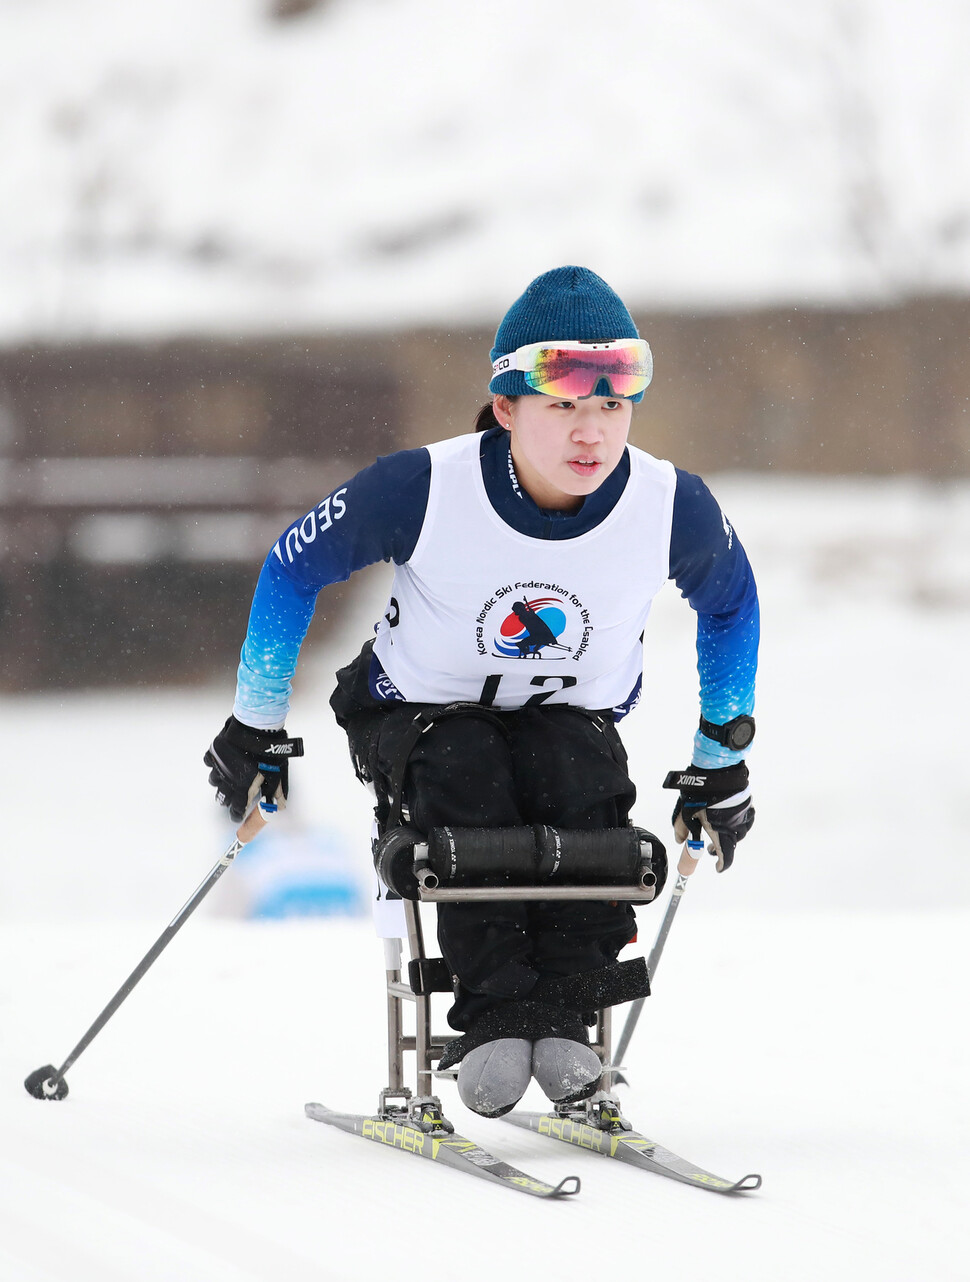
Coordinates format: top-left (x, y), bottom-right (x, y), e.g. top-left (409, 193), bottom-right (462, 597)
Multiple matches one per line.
top-left (338, 691), bottom-right (638, 1032)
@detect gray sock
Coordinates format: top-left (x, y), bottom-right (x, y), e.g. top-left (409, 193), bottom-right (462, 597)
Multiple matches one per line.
top-left (457, 1038), bottom-right (533, 1117)
top-left (531, 1038), bottom-right (602, 1103)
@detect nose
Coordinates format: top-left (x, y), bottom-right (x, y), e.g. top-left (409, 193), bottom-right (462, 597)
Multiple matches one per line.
top-left (571, 409), bottom-right (605, 443)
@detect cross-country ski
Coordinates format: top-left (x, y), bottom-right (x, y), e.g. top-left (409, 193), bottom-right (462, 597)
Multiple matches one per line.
top-left (503, 1095), bottom-right (761, 1193)
top-left (305, 1101), bottom-right (580, 1199)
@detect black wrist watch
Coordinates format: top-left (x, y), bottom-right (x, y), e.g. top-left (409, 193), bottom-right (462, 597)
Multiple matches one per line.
top-left (699, 714), bottom-right (756, 752)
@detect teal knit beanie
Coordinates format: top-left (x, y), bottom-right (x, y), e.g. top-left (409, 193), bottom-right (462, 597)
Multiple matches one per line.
top-left (489, 266), bottom-right (645, 402)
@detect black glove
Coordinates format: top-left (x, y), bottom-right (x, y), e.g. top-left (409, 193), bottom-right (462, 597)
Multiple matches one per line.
top-left (662, 762), bottom-right (755, 872)
top-left (204, 716), bottom-right (304, 823)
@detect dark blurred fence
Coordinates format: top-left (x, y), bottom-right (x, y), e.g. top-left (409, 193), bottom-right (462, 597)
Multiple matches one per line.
top-left (629, 298), bottom-right (968, 476)
top-left (0, 338), bottom-right (399, 690)
top-left (1, 298), bottom-right (967, 690)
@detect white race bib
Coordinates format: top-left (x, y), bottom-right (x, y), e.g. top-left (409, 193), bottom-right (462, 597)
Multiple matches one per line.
top-left (373, 433), bottom-right (676, 711)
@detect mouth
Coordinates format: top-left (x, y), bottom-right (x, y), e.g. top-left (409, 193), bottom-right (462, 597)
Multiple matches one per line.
top-left (567, 458), bottom-right (602, 477)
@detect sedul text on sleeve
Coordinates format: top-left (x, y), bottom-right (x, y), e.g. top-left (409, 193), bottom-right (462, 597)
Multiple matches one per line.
top-left (273, 489), bottom-right (349, 565)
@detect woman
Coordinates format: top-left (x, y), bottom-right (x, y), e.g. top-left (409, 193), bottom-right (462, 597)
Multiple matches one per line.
top-left (205, 266), bottom-right (759, 1118)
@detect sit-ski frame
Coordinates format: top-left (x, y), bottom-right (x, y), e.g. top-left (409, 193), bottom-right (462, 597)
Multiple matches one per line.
top-left (307, 843), bottom-right (762, 1196)
top-left (379, 874), bottom-right (659, 1114)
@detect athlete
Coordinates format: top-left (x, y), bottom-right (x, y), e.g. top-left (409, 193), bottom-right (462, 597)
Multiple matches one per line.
top-left (204, 266), bottom-right (759, 1119)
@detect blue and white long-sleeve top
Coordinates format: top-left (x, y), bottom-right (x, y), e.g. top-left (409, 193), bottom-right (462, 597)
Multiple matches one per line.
top-left (234, 428), bottom-right (758, 768)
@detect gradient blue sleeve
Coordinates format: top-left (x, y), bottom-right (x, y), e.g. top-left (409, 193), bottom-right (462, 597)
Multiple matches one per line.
top-left (668, 469), bottom-right (760, 769)
top-left (233, 448), bottom-right (431, 729)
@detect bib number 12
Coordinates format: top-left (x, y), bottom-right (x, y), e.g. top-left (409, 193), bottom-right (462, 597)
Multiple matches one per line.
top-left (479, 674), bottom-right (578, 707)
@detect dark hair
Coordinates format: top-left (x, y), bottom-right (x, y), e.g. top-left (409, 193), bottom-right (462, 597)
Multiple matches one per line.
top-left (475, 397), bottom-right (518, 432)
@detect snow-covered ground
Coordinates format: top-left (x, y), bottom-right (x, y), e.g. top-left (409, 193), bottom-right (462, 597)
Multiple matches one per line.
top-left (2, 475), bottom-right (969, 1279)
top-left (3, 0), bottom-right (970, 340)
top-left (5, 912), bottom-right (968, 1281)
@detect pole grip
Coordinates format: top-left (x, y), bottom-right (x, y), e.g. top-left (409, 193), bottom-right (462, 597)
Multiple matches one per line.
top-left (236, 801), bottom-right (272, 845)
top-left (677, 840), bottom-right (704, 876)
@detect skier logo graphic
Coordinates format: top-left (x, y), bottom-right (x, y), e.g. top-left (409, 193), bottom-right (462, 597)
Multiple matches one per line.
top-left (495, 597), bottom-right (572, 659)
top-left (475, 583), bottom-right (592, 662)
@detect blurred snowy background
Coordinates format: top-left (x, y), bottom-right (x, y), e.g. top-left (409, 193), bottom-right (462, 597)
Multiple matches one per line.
top-left (2, 0), bottom-right (970, 334)
top-left (2, 5), bottom-right (969, 1279)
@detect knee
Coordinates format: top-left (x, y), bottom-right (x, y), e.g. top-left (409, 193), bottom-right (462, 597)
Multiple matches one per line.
top-left (405, 713), bottom-right (519, 829)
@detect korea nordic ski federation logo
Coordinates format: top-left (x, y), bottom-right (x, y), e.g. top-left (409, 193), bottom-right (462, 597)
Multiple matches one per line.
top-left (475, 582), bottom-right (592, 661)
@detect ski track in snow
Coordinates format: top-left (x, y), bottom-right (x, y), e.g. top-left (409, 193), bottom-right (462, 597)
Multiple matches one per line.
top-left (2, 476), bottom-right (969, 1279)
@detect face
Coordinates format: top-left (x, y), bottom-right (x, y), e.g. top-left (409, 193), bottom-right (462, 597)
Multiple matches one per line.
top-left (493, 393), bottom-right (633, 511)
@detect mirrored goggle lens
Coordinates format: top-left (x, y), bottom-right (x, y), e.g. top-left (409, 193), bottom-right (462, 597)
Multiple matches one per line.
top-left (523, 343), bottom-right (652, 398)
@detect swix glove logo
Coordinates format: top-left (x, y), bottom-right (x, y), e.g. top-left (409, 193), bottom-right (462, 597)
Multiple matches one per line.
top-left (261, 742), bottom-right (296, 756)
top-left (678, 774), bottom-right (707, 787)
top-left (475, 581), bottom-right (593, 662)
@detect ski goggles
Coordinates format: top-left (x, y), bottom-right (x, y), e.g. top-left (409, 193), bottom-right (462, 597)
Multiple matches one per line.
top-left (491, 338), bottom-right (653, 399)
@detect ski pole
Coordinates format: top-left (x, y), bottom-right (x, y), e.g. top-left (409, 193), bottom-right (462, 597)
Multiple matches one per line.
top-left (24, 798), bottom-right (275, 1101)
top-left (610, 838), bottom-right (704, 1080)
